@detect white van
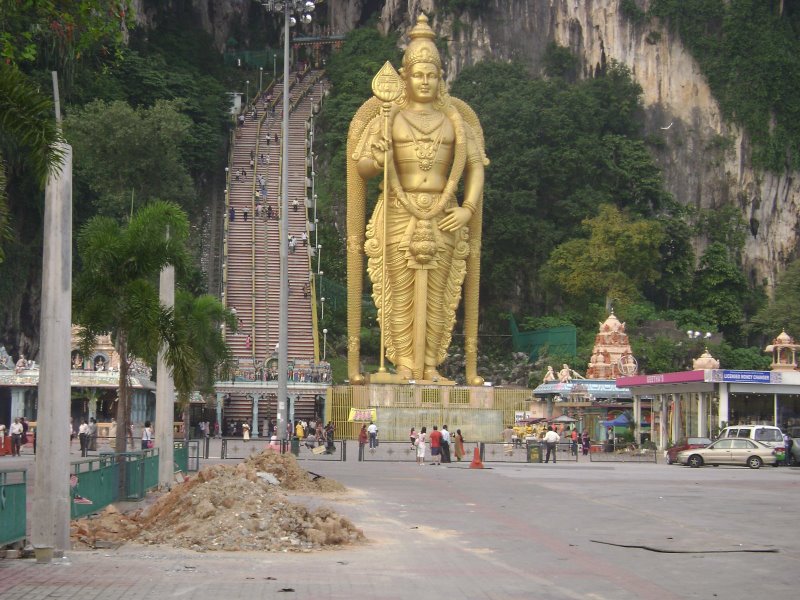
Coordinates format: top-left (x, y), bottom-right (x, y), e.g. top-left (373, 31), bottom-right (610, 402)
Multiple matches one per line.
top-left (719, 425), bottom-right (786, 463)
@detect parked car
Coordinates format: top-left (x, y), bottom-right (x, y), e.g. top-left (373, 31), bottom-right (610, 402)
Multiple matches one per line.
top-left (718, 425), bottom-right (785, 464)
top-left (787, 426), bottom-right (800, 465)
top-left (665, 437), bottom-right (712, 464)
top-left (677, 438), bottom-right (779, 469)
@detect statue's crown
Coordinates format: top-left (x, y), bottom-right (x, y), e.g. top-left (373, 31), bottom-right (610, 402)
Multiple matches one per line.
top-left (403, 14), bottom-right (442, 70)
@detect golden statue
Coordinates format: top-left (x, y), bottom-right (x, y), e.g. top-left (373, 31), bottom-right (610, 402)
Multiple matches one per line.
top-left (346, 14), bottom-right (488, 385)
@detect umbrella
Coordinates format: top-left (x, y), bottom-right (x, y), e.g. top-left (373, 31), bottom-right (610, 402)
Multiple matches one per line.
top-left (551, 415), bottom-right (577, 423)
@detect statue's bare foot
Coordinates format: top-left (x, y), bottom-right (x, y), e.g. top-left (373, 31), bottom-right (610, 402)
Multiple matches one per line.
top-left (349, 372), bottom-right (366, 385)
top-left (423, 367), bottom-right (454, 384)
top-left (397, 366), bottom-right (413, 379)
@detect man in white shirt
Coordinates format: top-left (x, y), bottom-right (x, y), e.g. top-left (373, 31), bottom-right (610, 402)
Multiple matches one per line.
top-left (544, 427), bottom-right (560, 463)
top-left (367, 421), bottom-right (378, 449)
top-left (441, 425), bottom-right (452, 463)
top-left (10, 417), bottom-right (23, 456)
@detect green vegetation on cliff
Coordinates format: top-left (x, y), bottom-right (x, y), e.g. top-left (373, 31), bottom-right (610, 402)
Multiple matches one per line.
top-left (650, 0), bottom-right (800, 171)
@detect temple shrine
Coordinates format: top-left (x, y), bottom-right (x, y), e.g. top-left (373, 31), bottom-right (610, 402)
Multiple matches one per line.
top-left (586, 312), bottom-right (638, 379)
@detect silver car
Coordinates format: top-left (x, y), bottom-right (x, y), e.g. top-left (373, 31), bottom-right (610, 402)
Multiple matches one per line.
top-left (677, 438), bottom-right (778, 469)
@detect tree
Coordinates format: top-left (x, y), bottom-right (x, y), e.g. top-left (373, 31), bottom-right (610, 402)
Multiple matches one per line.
top-left (169, 290), bottom-right (236, 437)
top-left (73, 201), bottom-right (191, 453)
top-left (692, 242), bottom-right (747, 341)
top-left (541, 204), bottom-right (665, 311)
top-left (64, 99), bottom-right (195, 218)
top-left (752, 257), bottom-right (800, 339)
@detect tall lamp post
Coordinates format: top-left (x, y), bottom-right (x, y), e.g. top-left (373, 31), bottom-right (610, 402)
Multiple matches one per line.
top-left (322, 328), bottom-right (328, 361)
top-left (260, 0), bottom-right (323, 443)
top-left (259, 66), bottom-right (264, 94)
top-left (246, 80), bottom-right (250, 106)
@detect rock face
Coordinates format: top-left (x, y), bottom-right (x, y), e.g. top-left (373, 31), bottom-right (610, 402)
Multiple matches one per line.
top-left (381, 0), bottom-right (799, 291)
top-left (131, 0), bottom-right (798, 290)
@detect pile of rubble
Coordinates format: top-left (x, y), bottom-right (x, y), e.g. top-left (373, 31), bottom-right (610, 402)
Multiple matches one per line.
top-left (71, 451), bottom-right (363, 552)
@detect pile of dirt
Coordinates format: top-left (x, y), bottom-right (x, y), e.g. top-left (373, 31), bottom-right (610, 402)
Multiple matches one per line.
top-left (71, 451), bottom-right (362, 552)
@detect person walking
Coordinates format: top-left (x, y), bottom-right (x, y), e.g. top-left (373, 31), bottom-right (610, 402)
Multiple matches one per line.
top-left (571, 428), bottom-right (578, 457)
top-left (242, 422), bottom-right (251, 441)
top-left (88, 417), bottom-right (98, 452)
top-left (78, 419), bottom-right (89, 457)
top-left (358, 424), bottom-right (368, 458)
top-left (10, 417), bottom-right (23, 456)
top-left (544, 426), bottom-right (560, 463)
top-left (415, 426), bottom-right (427, 465)
top-left (429, 425), bottom-right (442, 465)
top-left (367, 421), bottom-right (378, 449)
top-left (324, 421), bottom-right (336, 453)
top-left (141, 421), bottom-right (153, 450)
top-left (581, 430), bottom-right (591, 456)
top-left (409, 427), bottom-right (418, 450)
top-left (243, 206), bottom-right (249, 221)
top-left (783, 431), bottom-right (794, 466)
top-left (440, 425), bottom-right (451, 463)
top-left (502, 424), bottom-right (514, 456)
top-left (454, 429), bottom-right (466, 461)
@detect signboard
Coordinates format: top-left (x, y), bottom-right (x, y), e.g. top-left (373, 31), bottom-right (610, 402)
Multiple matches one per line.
top-left (348, 407), bottom-right (377, 422)
top-left (711, 370), bottom-right (780, 384)
top-left (618, 371), bottom-right (706, 387)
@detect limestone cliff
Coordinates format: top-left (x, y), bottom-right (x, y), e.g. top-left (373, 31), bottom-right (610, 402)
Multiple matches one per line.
top-left (133, 0), bottom-right (798, 290)
top-left (378, 0), bottom-right (799, 291)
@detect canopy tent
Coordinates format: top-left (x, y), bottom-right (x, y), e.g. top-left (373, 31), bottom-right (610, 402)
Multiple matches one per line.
top-left (551, 415), bottom-right (577, 423)
top-left (601, 413), bottom-right (650, 427)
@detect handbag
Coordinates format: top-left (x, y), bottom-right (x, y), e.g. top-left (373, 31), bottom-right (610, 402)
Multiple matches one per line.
top-left (146, 440), bottom-right (154, 449)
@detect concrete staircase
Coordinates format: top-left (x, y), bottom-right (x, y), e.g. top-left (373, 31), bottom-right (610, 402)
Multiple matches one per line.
top-left (221, 71), bottom-right (329, 428)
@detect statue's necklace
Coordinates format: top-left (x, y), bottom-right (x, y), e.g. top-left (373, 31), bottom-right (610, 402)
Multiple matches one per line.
top-left (404, 111), bottom-right (445, 171)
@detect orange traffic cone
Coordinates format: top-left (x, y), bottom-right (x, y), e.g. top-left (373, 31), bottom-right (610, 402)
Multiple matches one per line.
top-left (469, 446), bottom-right (484, 469)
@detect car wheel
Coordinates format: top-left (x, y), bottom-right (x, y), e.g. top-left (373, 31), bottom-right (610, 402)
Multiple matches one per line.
top-left (688, 454), bottom-right (703, 468)
top-left (666, 455), bottom-right (673, 465)
top-left (747, 456), bottom-right (762, 469)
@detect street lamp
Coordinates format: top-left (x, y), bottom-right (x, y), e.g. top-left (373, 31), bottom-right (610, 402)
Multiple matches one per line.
top-left (246, 80), bottom-right (250, 106)
top-left (317, 244), bottom-right (322, 275)
top-left (322, 328), bottom-right (328, 361)
top-left (686, 330), bottom-right (712, 340)
top-left (259, 66), bottom-right (263, 94)
top-left (320, 297), bottom-right (325, 321)
top-left (259, 0), bottom-right (324, 443)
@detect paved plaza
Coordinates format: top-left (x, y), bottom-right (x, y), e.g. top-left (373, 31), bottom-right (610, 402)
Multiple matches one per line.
top-left (1, 443), bottom-right (799, 599)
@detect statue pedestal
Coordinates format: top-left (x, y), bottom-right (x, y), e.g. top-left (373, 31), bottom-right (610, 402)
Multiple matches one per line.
top-left (368, 371), bottom-right (408, 385)
top-left (328, 383), bottom-right (537, 442)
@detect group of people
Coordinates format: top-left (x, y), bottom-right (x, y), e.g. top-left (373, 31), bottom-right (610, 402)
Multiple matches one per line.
top-left (408, 425), bottom-right (466, 465)
top-left (1, 417), bottom-right (30, 456)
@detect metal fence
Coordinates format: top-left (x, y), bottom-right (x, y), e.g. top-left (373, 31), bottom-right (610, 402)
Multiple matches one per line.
top-left (220, 437), bottom-right (346, 461)
top-left (174, 440), bottom-right (201, 472)
top-left (70, 455), bottom-right (121, 519)
top-left (359, 441), bottom-right (421, 462)
top-left (588, 444), bottom-right (658, 463)
top-left (0, 469), bottom-right (27, 546)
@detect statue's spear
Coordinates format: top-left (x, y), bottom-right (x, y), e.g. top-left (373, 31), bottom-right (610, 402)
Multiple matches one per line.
top-left (370, 62), bottom-right (403, 377)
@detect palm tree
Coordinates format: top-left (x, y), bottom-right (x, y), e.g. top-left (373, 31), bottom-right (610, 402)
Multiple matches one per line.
top-left (73, 201), bottom-right (192, 453)
top-left (0, 62), bottom-right (65, 262)
top-left (169, 290), bottom-right (237, 439)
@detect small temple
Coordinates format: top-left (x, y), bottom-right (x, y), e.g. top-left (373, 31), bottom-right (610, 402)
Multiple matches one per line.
top-left (764, 330), bottom-right (800, 371)
top-left (586, 312), bottom-right (637, 379)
